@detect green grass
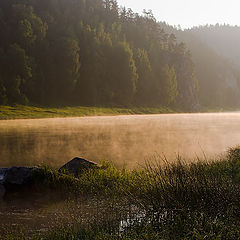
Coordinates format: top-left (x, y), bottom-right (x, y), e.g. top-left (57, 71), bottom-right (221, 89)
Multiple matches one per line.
top-left (200, 105), bottom-right (240, 113)
top-left (0, 105), bottom-right (174, 120)
top-left (3, 147), bottom-right (240, 239)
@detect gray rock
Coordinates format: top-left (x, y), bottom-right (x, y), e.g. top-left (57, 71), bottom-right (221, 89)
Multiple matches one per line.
top-left (0, 168), bottom-right (7, 184)
top-left (0, 167), bottom-right (39, 198)
top-left (4, 167), bottom-right (38, 185)
top-left (0, 185), bottom-right (5, 198)
top-left (59, 157), bottom-right (98, 175)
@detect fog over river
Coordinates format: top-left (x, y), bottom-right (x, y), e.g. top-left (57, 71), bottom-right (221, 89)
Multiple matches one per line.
top-left (0, 113), bottom-right (240, 168)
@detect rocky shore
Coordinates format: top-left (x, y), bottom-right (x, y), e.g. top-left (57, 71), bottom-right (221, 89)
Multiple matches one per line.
top-left (0, 157), bottom-right (98, 198)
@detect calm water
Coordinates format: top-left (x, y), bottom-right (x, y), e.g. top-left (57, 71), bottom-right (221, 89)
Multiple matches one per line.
top-left (0, 113), bottom-right (240, 168)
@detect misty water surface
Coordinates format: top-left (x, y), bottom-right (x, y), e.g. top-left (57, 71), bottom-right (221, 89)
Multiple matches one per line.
top-left (0, 113), bottom-right (240, 168)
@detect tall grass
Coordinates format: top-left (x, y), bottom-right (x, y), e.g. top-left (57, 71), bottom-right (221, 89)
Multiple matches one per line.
top-left (3, 147), bottom-right (240, 239)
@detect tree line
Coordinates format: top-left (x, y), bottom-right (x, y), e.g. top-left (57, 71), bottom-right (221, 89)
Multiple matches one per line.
top-left (0, 0), bottom-right (198, 110)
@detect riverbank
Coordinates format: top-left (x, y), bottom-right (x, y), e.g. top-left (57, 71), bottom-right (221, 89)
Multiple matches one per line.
top-left (0, 105), bottom-right (175, 120)
top-left (1, 105), bottom-right (239, 121)
top-left (2, 146), bottom-right (240, 239)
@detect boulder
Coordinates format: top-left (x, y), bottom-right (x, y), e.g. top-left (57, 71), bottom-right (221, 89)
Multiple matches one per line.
top-left (4, 167), bottom-right (38, 185)
top-left (0, 168), bottom-right (7, 184)
top-left (0, 167), bottom-right (39, 198)
top-left (0, 185), bottom-right (5, 198)
top-left (59, 157), bottom-right (98, 175)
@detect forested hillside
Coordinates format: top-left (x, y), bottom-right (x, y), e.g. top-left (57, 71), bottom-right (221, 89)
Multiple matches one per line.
top-left (160, 23), bottom-right (240, 108)
top-left (0, 0), bottom-right (198, 110)
top-left (190, 24), bottom-right (240, 68)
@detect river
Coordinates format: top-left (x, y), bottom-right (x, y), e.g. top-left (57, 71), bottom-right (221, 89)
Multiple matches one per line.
top-left (0, 113), bottom-right (240, 168)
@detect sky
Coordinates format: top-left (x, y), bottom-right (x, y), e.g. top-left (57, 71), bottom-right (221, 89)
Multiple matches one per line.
top-left (117, 0), bottom-right (240, 29)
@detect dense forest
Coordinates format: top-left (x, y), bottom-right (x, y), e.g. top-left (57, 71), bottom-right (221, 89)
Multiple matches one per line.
top-left (1, 0), bottom-right (240, 110)
top-left (0, 0), bottom-right (198, 110)
top-left (161, 23), bottom-right (240, 108)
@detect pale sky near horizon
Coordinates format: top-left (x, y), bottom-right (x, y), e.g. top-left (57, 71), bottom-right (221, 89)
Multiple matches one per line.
top-left (117, 0), bottom-right (240, 29)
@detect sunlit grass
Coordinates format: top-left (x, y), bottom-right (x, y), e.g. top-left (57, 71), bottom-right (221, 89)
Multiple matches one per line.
top-left (0, 105), bottom-right (174, 120)
top-left (3, 146), bottom-right (240, 239)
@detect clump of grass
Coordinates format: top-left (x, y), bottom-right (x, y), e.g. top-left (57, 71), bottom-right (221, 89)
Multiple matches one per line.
top-left (3, 146), bottom-right (240, 239)
top-left (32, 163), bottom-right (136, 198)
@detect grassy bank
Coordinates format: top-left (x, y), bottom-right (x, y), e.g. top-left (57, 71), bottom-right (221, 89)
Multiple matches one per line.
top-left (2, 147), bottom-right (240, 239)
top-left (0, 105), bottom-right (174, 120)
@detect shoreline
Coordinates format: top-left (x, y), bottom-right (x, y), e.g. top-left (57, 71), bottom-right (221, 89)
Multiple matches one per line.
top-left (1, 105), bottom-right (239, 121)
top-left (0, 105), bottom-right (176, 120)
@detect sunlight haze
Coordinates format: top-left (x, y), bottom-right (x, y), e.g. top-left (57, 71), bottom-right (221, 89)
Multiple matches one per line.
top-left (117, 0), bottom-right (240, 28)
top-left (2, 0), bottom-right (240, 237)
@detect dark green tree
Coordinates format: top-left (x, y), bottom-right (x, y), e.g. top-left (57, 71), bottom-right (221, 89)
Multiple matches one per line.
top-left (3, 44), bottom-right (32, 104)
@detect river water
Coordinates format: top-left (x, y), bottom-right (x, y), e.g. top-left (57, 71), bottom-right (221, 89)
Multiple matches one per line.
top-left (0, 113), bottom-right (240, 168)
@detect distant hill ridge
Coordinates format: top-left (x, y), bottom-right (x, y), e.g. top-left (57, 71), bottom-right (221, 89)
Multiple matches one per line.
top-left (190, 24), bottom-right (240, 68)
top-left (160, 22), bottom-right (240, 108)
